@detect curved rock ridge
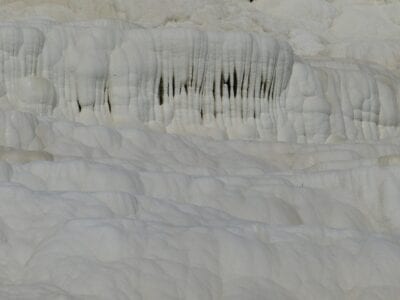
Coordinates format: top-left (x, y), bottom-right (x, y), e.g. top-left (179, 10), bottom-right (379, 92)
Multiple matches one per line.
top-left (0, 20), bottom-right (294, 139)
top-left (285, 58), bottom-right (400, 143)
top-left (0, 20), bottom-right (399, 142)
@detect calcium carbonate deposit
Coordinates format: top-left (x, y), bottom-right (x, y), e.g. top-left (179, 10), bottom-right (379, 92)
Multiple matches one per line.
top-left (0, 0), bottom-right (400, 299)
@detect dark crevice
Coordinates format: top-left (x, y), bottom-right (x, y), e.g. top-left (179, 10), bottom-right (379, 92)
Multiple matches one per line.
top-left (240, 70), bottom-right (246, 99)
top-left (267, 81), bottom-right (273, 100)
top-left (268, 75), bottom-right (275, 100)
top-left (233, 68), bottom-right (238, 98)
top-left (259, 74), bottom-right (264, 98)
top-left (158, 76), bottom-right (164, 105)
top-left (107, 91), bottom-right (111, 113)
top-left (198, 77), bottom-right (204, 95)
top-left (262, 79), bottom-right (268, 99)
top-left (198, 72), bottom-right (205, 94)
top-left (212, 80), bottom-right (216, 99)
top-left (220, 73), bottom-right (224, 98)
top-left (77, 98), bottom-right (81, 112)
top-left (225, 75), bottom-right (231, 98)
top-left (200, 107), bottom-right (203, 119)
top-left (172, 74), bottom-right (176, 97)
top-left (104, 84), bottom-right (112, 113)
top-left (212, 81), bottom-right (217, 118)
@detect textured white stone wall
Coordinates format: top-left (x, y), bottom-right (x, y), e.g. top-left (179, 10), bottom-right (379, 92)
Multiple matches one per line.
top-left (0, 20), bottom-right (399, 142)
top-left (0, 1), bottom-right (400, 300)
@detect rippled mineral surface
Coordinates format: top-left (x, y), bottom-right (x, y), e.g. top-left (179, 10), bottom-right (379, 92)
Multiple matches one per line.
top-left (1, 1), bottom-right (400, 299)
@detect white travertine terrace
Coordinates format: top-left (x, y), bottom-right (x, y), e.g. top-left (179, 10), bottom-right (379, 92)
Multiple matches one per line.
top-left (1, 1), bottom-right (400, 300)
top-left (1, 20), bottom-right (399, 142)
top-left (1, 20), bottom-right (296, 139)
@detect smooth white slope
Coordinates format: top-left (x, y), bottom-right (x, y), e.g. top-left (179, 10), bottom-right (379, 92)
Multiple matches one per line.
top-left (1, 114), bottom-right (400, 299)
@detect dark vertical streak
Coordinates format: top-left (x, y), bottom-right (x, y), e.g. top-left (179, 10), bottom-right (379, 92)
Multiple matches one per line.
top-left (220, 73), bottom-right (224, 98)
top-left (172, 74), bottom-right (175, 97)
top-left (159, 76), bottom-right (164, 105)
top-left (104, 85), bottom-right (112, 113)
top-left (212, 81), bottom-right (216, 118)
top-left (226, 75), bottom-right (231, 98)
top-left (267, 81), bottom-right (273, 100)
top-left (77, 98), bottom-right (81, 112)
top-left (233, 68), bottom-right (238, 98)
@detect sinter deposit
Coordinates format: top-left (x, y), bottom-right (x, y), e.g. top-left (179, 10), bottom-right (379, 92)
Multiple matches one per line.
top-left (0, 1), bottom-right (400, 299)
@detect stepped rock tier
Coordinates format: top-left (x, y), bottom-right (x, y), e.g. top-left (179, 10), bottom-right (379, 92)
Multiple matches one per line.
top-left (1, 20), bottom-right (398, 142)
